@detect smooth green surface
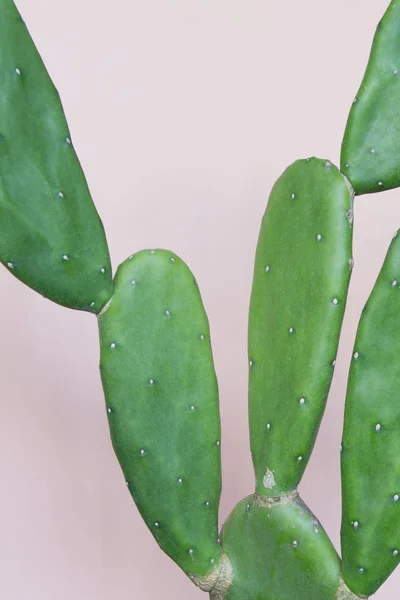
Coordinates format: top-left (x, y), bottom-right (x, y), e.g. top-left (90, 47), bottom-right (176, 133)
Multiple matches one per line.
top-left (0, 0), bottom-right (112, 312)
top-left (98, 250), bottom-right (222, 580)
top-left (341, 232), bottom-right (400, 597)
top-left (341, 1), bottom-right (400, 195)
top-left (249, 158), bottom-right (353, 495)
top-left (218, 494), bottom-right (341, 600)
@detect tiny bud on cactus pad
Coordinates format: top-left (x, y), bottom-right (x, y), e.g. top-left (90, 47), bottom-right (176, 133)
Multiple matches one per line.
top-left (0, 0), bottom-right (112, 312)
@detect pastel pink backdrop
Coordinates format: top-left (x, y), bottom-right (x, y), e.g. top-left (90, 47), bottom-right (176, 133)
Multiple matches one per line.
top-left (0, 0), bottom-right (397, 598)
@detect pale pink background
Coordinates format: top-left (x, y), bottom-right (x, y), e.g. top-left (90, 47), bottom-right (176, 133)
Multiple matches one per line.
top-left (0, 0), bottom-right (398, 598)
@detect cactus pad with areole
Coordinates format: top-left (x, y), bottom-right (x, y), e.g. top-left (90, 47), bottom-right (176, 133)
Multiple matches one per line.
top-left (341, 231), bottom-right (400, 597)
top-left (248, 158), bottom-right (354, 496)
top-left (341, 1), bottom-right (400, 195)
top-left (98, 250), bottom-right (223, 586)
top-left (0, 0), bottom-right (112, 312)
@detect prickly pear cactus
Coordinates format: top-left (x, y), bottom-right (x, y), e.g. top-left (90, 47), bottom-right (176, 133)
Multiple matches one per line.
top-left (5, 0), bottom-right (400, 599)
top-left (92, 154), bottom-right (362, 598)
top-left (0, 0), bottom-right (112, 312)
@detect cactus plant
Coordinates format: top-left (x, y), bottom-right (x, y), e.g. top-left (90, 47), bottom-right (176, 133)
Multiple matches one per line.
top-left (3, 0), bottom-right (400, 598)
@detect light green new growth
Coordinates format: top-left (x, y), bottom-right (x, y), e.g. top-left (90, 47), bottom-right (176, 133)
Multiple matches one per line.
top-left (5, 0), bottom-right (400, 598)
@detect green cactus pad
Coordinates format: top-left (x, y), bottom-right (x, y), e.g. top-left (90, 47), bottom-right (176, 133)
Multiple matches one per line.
top-left (341, 231), bottom-right (400, 597)
top-left (98, 250), bottom-right (223, 583)
top-left (215, 493), bottom-right (344, 600)
top-left (248, 158), bottom-right (353, 496)
top-left (0, 0), bottom-right (112, 312)
top-left (341, 1), bottom-right (400, 195)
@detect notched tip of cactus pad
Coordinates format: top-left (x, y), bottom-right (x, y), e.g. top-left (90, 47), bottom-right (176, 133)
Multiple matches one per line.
top-left (191, 553), bottom-right (232, 597)
top-left (336, 577), bottom-right (367, 600)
